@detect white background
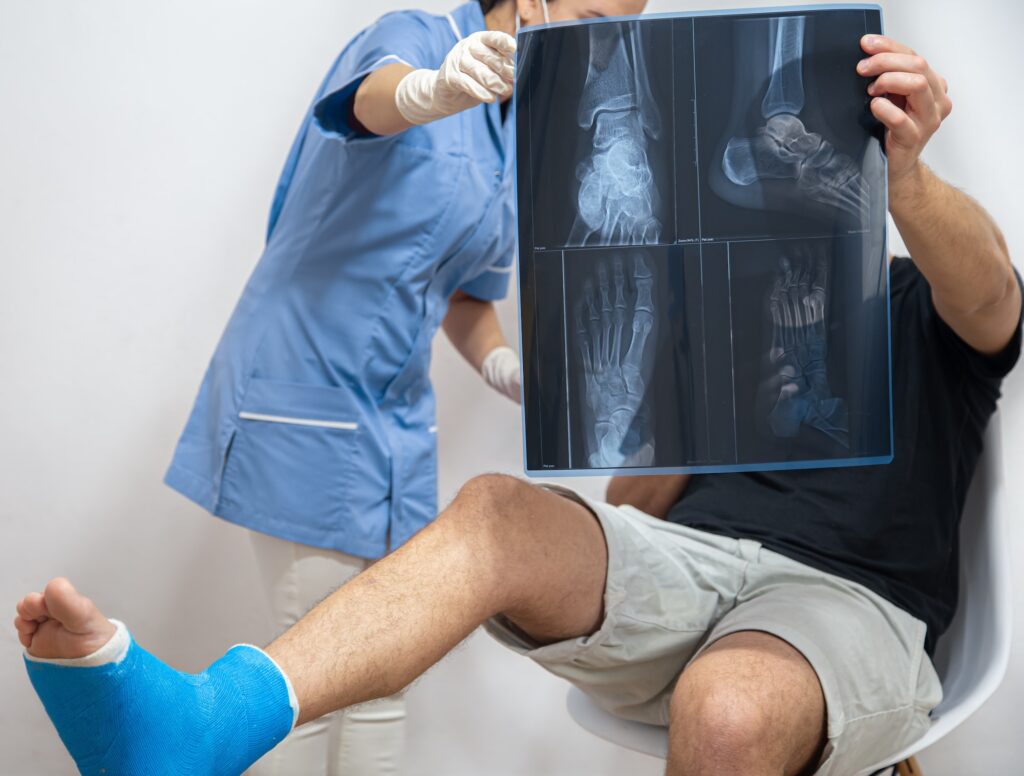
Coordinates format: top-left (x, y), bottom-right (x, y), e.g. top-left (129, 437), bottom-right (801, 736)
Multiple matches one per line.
top-left (1, 1), bottom-right (1021, 773)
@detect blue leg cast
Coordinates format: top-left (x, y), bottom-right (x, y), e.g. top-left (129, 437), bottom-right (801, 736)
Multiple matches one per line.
top-left (24, 624), bottom-right (296, 776)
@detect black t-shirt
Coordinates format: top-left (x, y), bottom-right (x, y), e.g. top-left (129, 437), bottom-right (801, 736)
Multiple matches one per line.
top-left (668, 258), bottom-right (1022, 654)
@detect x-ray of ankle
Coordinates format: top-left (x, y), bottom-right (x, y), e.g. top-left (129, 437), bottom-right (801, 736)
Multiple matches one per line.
top-left (574, 253), bottom-right (657, 467)
top-left (568, 24), bottom-right (663, 247)
top-left (719, 16), bottom-right (869, 219)
top-left (765, 253), bottom-right (849, 448)
top-left (518, 9), bottom-right (891, 474)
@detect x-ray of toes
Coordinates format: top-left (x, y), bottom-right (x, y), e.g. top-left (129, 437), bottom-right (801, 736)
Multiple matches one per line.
top-left (517, 6), bottom-right (892, 475)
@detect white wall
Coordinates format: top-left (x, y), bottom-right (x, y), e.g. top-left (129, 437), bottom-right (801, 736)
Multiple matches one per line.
top-left (0, 1), bottom-right (1019, 773)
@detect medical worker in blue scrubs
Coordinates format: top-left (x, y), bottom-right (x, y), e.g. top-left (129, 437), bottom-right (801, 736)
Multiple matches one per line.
top-left (164, 1), bottom-right (646, 773)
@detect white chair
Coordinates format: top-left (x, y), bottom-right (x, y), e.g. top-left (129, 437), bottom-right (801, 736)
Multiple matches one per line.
top-left (567, 416), bottom-right (1011, 776)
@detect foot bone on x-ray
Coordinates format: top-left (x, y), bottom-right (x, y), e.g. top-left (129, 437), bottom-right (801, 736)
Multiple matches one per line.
top-left (724, 114), bottom-right (869, 217)
top-left (575, 254), bottom-right (657, 467)
top-left (570, 26), bottom-right (663, 246)
top-left (721, 16), bottom-right (869, 219)
top-left (766, 254), bottom-right (848, 447)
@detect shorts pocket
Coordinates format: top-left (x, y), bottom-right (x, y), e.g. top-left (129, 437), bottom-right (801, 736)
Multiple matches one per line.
top-left (218, 379), bottom-right (375, 535)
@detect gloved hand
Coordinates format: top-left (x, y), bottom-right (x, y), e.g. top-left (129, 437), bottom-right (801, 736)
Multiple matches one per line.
top-left (395, 31), bottom-right (516, 125)
top-left (481, 345), bottom-right (522, 404)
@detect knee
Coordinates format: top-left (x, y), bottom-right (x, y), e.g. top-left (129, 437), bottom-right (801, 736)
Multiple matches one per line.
top-left (668, 675), bottom-right (775, 772)
top-left (445, 474), bottom-right (535, 536)
top-left (454, 475), bottom-right (536, 522)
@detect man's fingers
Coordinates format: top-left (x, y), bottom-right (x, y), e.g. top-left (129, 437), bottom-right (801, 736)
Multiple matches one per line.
top-left (870, 96), bottom-right (923, 147)
top-left (867, 72), bottom-right (940, 124)
top-left (869, 71), bottom-right (947, 132)
top-left (858, 52), bottom-right (930, 77)
top-left (859, 52), bottom-right (945, 99)
top-left (861, 34), bottom-right (914, 56)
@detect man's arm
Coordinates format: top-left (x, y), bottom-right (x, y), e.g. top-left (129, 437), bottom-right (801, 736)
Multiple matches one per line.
top-left (859, 35), bottom-right (1020, 355)
top-left (606, 474), bottom-right (691, 520)
top-left (890, 165), bottom-right (1018, 355)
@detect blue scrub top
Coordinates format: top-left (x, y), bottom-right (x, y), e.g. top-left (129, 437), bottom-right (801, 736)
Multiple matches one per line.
top-left (165, 3), bottom-right (516, 559)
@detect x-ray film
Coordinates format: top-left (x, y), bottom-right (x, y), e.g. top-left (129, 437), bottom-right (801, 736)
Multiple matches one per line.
top-left (517, 5), bottom-right (892, 475)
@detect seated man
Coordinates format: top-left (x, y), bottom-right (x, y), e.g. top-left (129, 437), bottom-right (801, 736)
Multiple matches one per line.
top-left (13, 35), bottom-right (1022, 776)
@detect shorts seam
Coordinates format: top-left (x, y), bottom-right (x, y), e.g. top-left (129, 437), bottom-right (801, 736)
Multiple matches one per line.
top-left (907, 619), bottom-right (926, 699)
top-left (616, 611), bottom-right (709, 634)
top-left (843, 702), bottom-right (919, 726)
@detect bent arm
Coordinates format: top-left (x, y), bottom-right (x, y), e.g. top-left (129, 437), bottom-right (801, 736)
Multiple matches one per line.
top-left (606, 474), bottom-right (691, 520)
top-left (352, 63), bottom-right (416, 137)
top-left (890, 164), bottom-right (1020, 355)
top-left (442, 290), bottom-right (509, 372)
top-left (857, 35), bottom-right (1019, 355)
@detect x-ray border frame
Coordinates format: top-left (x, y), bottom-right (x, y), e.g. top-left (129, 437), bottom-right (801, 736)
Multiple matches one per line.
top-left (514, 3), bottom-right (894, 478)
top-left (516, 3), bottom-right (883, 36)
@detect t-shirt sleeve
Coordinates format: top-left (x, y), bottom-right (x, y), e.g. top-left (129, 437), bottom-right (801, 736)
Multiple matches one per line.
top-left (915, 258), bottom-right (1024, 383)
top-left (313, 12), bottom-right (439, 140)
top-left (457, 252), bottom-right (515, 302)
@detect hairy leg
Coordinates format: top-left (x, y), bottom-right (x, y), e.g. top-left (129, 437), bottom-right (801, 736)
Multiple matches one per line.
top-left (666, 631), bottom-right (827, 776)
top-left (266, 474), bottom-right (608, 724)
top-left (16, 477), bottom-right (607, 773)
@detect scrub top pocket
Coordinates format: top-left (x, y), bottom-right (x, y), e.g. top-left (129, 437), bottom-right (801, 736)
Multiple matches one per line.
top-left (218, 379), bottom-right (364, 542)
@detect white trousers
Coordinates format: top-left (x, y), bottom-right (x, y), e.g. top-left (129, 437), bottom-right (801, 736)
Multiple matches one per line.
top-left (246, 531), bottom-right (407, 776)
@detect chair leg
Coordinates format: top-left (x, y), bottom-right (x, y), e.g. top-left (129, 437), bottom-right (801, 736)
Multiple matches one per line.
top-left (895, 757), bottom-right (923, 776)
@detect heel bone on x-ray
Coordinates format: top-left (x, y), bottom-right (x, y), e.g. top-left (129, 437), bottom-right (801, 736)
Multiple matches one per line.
top-left (722, 16), bottom-right (870, 219)
top-left (517, 6), bottom-right (891, 475)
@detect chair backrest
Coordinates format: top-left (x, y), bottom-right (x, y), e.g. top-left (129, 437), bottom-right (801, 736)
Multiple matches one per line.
top-left (863, 413), bottom-right (1012, 770)
top-left (568, 415), bottom-right (1012, 772)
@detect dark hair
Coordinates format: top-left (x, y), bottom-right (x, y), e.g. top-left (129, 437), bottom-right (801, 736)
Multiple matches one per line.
top-left (479, 0), bottom-right (554, 14)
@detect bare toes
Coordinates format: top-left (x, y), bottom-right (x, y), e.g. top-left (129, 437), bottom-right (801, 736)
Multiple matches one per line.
top-left (18, 592), bottom-right (49, 622)
top-left (44, 578), bottom-right (99, 634)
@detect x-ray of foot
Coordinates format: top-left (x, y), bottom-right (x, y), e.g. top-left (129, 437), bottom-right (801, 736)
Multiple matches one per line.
top-left (717, 16), bottom-right (869, 220)
top-left (568, 25), bottom-right (663, 247)
top-left (765, 251), bottom-right (849, 447)
top-left (575, 253), bottom-right (657, 467)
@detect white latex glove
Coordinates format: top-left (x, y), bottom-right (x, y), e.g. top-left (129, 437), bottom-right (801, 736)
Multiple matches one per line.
top-left (395, 31), bottom-right (516, 125)
top-left (481, 345), bottom-right (521, 404)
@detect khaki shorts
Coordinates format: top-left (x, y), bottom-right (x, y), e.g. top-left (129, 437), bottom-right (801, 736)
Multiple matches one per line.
top-left (485, 485), bottom-right (943, 775)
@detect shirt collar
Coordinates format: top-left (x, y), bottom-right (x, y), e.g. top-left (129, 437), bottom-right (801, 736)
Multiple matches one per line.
top-left (450, 1), bottom-right (486, 41)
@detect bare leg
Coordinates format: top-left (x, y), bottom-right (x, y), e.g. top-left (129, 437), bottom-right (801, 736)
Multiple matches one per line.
top-left (16, 479), bottom-right (605, 696)
top-left (263, 475), bottom-right (608, 724)
top-left (666, 631), bottom-right (827, 776)
top-left (16, 476), bottom-right (607, 771)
